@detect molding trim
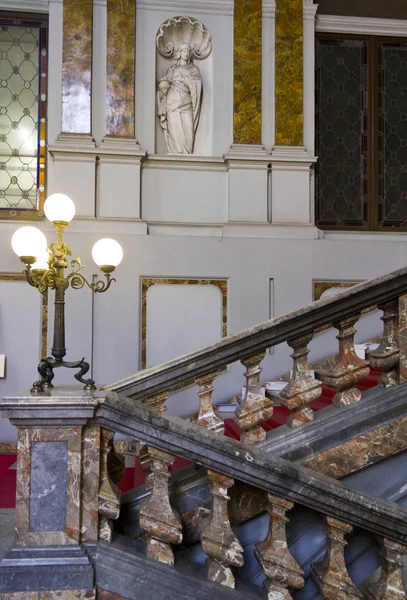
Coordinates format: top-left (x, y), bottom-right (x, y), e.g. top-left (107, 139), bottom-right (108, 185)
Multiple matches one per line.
top-left (140, 277), bottom-right (228, 371)
top-left (0, 0), bottom-right (49, 11)
top-left (316, 14), bottom-right (407, 37)
top-left (137, 0), bottom-right (233, 16)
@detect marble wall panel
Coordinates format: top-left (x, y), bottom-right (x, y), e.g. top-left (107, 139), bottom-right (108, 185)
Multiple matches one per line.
top-left (302, 416), bottom-right (407, 478)
top-left (81, 426), bottom-right (100, 543)
top-left (16, 428), bottom-right (82, 546)
top-left (106, 0), bottom-right (136, 137)
top-left (141, 278), bottom-right (228, 370)
top-left (0, 591), bottom-right (95, 599)
top-left (29, 441), bottom-right (68, 532)
top-left (233, 0), bottom-right (262, 145)
top-left (275, 0), bottom-right (303, 146)
top-left (62, 0), bottom-right (92, 134)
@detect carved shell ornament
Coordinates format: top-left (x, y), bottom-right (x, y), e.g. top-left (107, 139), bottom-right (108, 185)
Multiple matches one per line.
top-left (156, 16), bottom-right (212, 60)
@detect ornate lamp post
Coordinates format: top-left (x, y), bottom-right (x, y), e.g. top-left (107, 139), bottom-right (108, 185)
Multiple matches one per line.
top-left (11, 193), bottom-right (123, 394)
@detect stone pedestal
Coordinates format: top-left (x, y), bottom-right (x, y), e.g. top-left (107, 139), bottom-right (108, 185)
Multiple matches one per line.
top-left (0, 389), bottom-right (102, 596)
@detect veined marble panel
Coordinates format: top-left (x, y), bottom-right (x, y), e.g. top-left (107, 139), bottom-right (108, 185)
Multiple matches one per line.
top-left (313, 280), bottom-right (361, 302)
top-left (302, 416), bottom-right (407, 478)
top-left (16, 428), bottom-right (81, 546)
top-left (0, 591), bottom-right (95, 599)
top-left (62, 0), bottom-right (92, 134)
top-left (275, 0), bottom-right (303, 146)
top-left (106, 0), bottom-right (136, 137)
top-left (233, 0), bottom-right (262, 145)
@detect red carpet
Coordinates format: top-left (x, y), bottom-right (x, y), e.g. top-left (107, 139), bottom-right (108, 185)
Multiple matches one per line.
top-left (0, 368), bottom-right (382, 507)
top-left (0, 454), bottom-right (17, 508)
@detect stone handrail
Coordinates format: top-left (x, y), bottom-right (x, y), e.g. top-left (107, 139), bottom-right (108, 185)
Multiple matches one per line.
top-left (97, 392), bottom-right (407, 597)
top-left (104, 266), bottom-right (407, 401)
top-left (97, 392), bottom-right (407, 543)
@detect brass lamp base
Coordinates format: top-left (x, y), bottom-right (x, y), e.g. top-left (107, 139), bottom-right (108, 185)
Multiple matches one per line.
top-left (31, 356), bottom-right (96, 394)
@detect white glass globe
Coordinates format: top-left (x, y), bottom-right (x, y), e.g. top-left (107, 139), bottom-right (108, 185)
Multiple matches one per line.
top-left (92, 238), bottom-right (123, 268)
top-left (32, 249), bottom-right (50, 271)
top-left (11, 226), bottom-right (47, 260)
top-left (44, 193), bottom-right (75, 223)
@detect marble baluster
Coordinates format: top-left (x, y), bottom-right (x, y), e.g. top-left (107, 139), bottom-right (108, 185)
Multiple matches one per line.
top-left (396, 293), bottom-right (407, 383)
top-left (195, 371), bottom-right (224, 434)
top-left (146, 390), bottom-right (169, 412)
top-left (365, 538), bottom-right (405, 599)
top-left (98, 428), bottom-right (121, 542)
top-left (277, 332), bottom-right (322, 428)
top-left (255, 493), bottom-right (304, 599)
top-left (234, 352), bottom-right (274, 445)
top-left (200, 470), bottom-right (244, 588)
top-left (315, 315), bottom-right (370, 407)
top-left (366, 300), bottom-right (400, 388)
top-left (312, 516), bottom-right (363, 600)
top-left (139, 446), bottom-right (182, 565)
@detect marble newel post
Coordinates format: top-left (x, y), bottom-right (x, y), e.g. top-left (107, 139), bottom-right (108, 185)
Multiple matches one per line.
top-left (270, 0), bottom-right (319, 230)
top-left (0, 391), bottom-right (103, 598)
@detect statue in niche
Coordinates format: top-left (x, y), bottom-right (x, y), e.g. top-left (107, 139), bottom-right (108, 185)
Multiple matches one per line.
top-left (156, 17), bottom-right (212, 154)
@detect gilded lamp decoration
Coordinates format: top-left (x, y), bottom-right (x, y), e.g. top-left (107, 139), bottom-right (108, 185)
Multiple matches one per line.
top-left (11, 193), bottom-right (123, 393)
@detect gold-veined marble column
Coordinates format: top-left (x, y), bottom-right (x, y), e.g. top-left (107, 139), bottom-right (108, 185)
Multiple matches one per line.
top-left (275, 0), bottom-right (303, 146)
top-left (106, 0), bottom-right (136, 137)
top-left (233, 0), bottom-right (262, 146)
top-left (61, 0), bottom-right (93, 134)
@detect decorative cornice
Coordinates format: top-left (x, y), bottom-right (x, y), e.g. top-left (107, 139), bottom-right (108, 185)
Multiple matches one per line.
top-left (0, 0), bottom-right (49, 10)
top-left (271, 146), bottom-right (317, 164)
top-left (263, 0), bottom-right (276, 18)
top-left (137, 0), bottom-right (233, 16)
top-left (317, 14), bottom-right (407, 37)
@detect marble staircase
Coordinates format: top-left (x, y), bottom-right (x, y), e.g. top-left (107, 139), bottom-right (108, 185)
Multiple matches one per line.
top-left (2, 266), bottom-right (407, 598)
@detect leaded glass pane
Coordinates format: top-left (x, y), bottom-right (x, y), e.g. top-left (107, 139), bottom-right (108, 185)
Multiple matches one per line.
top-left (316, 38), bottom-right (368, 227)
top-left (378, 43), bottom-right (407, 227)
top-left (0, 20), bottom-right (46, 216)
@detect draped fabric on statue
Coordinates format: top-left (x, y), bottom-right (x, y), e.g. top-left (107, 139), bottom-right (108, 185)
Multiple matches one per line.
top-left (157, 61), bottom-right (202, 154)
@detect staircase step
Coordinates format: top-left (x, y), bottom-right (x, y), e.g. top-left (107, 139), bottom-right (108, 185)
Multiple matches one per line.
top-left (96, 534), bottom-right (265, 600)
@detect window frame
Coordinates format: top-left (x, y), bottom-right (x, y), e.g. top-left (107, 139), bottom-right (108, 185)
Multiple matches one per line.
top-left (0, 10), bottom-right (48, 221)
top-left (315, 32), bottom-right (407, 232)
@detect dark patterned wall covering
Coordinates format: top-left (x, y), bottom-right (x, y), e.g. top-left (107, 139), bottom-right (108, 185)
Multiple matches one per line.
top-left (315, 38), bottom-right (368, 226)
top-left (378, 43), bottom-right (407, 226)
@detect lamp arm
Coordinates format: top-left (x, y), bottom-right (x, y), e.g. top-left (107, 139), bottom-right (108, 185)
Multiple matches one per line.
top-left (66, 270), bottom-right (115, 293)
top-left (24, 265), bottom-right (57, 295)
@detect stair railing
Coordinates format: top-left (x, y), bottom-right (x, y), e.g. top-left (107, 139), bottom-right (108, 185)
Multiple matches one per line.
top-left (96, 393), bottom-right (407, 599)
top-left (104, 266), bottom-right (407, 436)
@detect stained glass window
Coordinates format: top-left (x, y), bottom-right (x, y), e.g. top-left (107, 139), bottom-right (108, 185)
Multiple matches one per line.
top-left (316, 35), bottom-right (407, 231)
top-left (0, 15), bottom-right (47, 219)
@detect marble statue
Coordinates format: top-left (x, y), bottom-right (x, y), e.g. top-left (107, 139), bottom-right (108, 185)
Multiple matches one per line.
top-left (156, 17), bottom-right (212, 155)
top-left (157, 44), bottom-right (202, 154)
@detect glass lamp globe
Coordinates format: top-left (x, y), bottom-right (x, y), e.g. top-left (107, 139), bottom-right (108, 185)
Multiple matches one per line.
top-left (11, 226), bottom-right (48, 263)
top-left (32, 249), bottom-right (50, 271)
top-left (92, 238), bottom-right (123, 270)
top-left (44, 193), bottom-right (75, 224)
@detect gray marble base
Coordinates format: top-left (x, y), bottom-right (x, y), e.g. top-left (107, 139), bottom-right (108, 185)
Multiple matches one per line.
top-left (96, 535), bottom-right (263, 600)
top-left (0, 546), bottom-right (94, 593)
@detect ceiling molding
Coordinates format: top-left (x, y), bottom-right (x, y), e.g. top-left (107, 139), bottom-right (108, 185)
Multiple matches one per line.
top-left (0, 0), bottom-right (49, 12)
top-left (316, 14), bottom-right (407, 36)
